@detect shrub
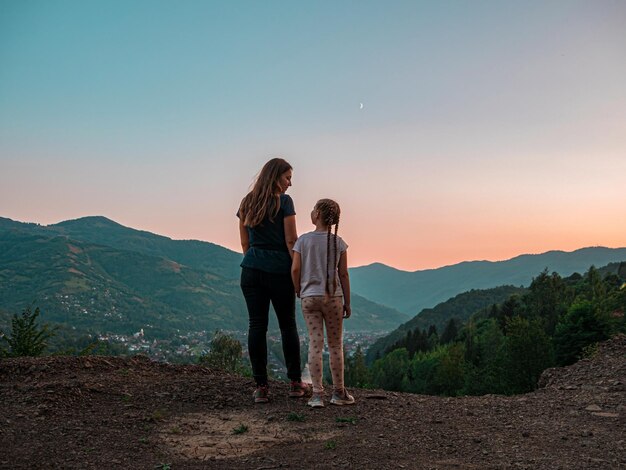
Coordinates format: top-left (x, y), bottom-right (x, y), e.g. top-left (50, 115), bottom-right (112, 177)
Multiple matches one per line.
top-left (0, 306), bottom-right (55, 357)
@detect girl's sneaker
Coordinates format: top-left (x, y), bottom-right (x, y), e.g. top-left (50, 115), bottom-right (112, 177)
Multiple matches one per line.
top-left (253, 385), bottom-right (269, 404)
top-left (307, 393), bottom-right (324, 408)
top-left (330, 388), bottom-right (355, 406)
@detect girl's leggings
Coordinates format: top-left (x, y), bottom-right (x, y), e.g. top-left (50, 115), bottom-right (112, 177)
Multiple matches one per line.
top-left (301, 296), bottom-right (344, 394)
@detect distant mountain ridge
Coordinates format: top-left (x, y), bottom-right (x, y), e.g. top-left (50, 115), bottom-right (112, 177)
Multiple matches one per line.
top-left (351, 247), bottom-right (626, 315)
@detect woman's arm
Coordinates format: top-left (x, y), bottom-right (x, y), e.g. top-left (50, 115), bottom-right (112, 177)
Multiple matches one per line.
top-left (291, 251), bottom-right (302, 298)
top-left (338, 251), bottom-right (351, 318)
top-left (239, 218), bottom-right (249, 254)
top-left (283, 215), bottom-right (298, 258)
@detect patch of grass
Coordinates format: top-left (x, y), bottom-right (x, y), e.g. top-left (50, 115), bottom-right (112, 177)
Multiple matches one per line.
top-left (121, 393), bottom-right (132, 402)
top-left (169, 426), bottom-right (181, 434)
top-left (287, 412), bottom-right (306, 422)
top-left (148, 408), bottom-right (166, 422)
top-left (335, 416), bottom-right (357, 424)
top-left (232, 423), bottom-right (249, 435)
top-left (154, 464), bottom-right (171, 470)
top-left (582, 342), bottom-right (599, 359)
top-left (139, 437), bottom-right (149, 445)
top-left (325, 440), bottom-right (337, 450)
top-left (118, 368), bottom-right (130, 376)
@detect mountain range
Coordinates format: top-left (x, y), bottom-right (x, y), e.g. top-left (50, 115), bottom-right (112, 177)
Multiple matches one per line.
top-left (1, 215), bottom-right (625, 344)
top-left (351, 246), bottom-right (626, 315)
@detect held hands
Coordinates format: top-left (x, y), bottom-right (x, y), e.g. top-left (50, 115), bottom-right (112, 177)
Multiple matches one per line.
top-left (343, 304), bottom-right (351, 319)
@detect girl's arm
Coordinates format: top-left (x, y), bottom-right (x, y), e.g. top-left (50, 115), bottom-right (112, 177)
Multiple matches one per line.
top-left (291, 251), bottom-right (302, 298)
top-left (239, 219), bottom-right (249, 253)
top-left (283, 215), bottom-right (298, 258)
top-left (338, 250), bottom-right (351, 318)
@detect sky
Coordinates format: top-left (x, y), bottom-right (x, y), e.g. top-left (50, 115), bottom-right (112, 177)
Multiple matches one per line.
top-left (1, 0), bottom-right (625, 271)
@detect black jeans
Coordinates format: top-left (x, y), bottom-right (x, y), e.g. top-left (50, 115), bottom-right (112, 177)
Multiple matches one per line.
top-left (240, 267), bottom-right (302, 386)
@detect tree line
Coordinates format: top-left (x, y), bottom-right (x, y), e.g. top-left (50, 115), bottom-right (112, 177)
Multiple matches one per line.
top-left (344, 265), bottom-right (625, 395)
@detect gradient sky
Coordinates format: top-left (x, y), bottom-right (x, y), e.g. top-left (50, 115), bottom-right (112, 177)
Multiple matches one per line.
top-left (1, 0), bottom-right (625, 271)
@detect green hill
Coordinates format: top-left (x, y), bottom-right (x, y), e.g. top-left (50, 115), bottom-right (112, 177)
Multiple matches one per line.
top-left (365, 285), bottom-right (527, 362)
top-left (0, 229), bottom-right (244, 336)
top-left (0, 217), bottom-right (408, 335)
top-left (0, 216), bottom-right (243, 280)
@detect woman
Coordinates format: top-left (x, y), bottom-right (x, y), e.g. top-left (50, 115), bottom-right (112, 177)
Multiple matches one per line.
top-left (238, 157), bottom-right (308, 403)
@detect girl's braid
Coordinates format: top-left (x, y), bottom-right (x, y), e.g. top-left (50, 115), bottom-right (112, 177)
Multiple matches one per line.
top-left (333, 214), bottom-right (339, 295)
top-left (326, 220), bottom-right (333, 296)
top-left (317, 199), bottom-right (340, 297)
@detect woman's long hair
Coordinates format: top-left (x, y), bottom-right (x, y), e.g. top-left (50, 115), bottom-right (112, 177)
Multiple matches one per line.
top-left (239, 158), bottom-right (292, 227)
top-left (315, 199), bottom-right (341, 296)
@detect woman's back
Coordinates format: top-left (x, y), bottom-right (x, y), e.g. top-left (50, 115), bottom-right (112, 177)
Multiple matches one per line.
top-left (240, 193), bottom-right (295, 274)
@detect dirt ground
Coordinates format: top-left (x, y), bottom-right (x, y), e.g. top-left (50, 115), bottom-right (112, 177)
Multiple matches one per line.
top-left (1, 335), bottom-right (624, 469)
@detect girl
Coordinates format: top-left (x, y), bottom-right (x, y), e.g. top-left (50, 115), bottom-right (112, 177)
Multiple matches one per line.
top-left (238, 157), bottom-right (309, 404)
top-left (291, 199), bottom-right (354, 407)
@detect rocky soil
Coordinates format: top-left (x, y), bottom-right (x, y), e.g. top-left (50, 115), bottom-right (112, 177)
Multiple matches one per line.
top-left (1, 335), bottom-right (625, 469)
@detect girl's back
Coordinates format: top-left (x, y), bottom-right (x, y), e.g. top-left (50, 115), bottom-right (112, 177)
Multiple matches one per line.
top-left (295, 231), bottom-right (347, 298)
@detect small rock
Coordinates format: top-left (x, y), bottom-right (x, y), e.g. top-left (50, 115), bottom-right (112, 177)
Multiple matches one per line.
top-left (522, 431), bottom-right (530, 438)
top-left (585, 404), bottom-right (602, 412)
top-left (591, 412), bottom-right (619, 418)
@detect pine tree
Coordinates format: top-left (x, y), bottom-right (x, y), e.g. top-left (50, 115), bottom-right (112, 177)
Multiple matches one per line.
top-left (525, 270), bottom-right (569, 335)
top-left (553, 301), bottom-right (610, 366)
top-left (434, 343), bottom-right (466, 396)
top-left (440, 318), bottom-right (459, 344)
top-left (503, 316), bottom-right (553, 393)
top-left (0, 306), bottom-right (54, 357)
top-left (345, 345), bottom-right (370, 388)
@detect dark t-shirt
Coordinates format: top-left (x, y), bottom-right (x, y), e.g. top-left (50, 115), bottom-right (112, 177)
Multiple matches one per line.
top-left (238, 194), bottom-right (295, 274)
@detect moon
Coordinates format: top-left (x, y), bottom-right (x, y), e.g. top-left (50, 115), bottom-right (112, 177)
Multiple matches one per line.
top-left (359, 102), bottom-right (364, 109)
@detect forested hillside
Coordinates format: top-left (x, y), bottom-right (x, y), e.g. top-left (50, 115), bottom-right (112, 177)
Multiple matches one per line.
top-left (365, 285), bottom-right (526, 362)
top-left (346, 264), bottom-right (626, 396)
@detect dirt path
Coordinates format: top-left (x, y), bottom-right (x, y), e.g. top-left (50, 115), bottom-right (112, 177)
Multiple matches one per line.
top-left (1, 336), bottom-right (624, 469)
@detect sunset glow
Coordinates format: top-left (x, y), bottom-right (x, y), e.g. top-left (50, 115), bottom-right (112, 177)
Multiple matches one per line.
top-left (1, 1), bottom-right (625, 271)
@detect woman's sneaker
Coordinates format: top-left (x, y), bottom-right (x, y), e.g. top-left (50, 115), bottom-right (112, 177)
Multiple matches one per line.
top-left (330, 388), bottom-right (355, 406)
top-left (307, 393), bottom-right (324, 408)
top-left (253, 385), bottom-right (269, 404)
top-left (289, 381), bottom-right (310, 398)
